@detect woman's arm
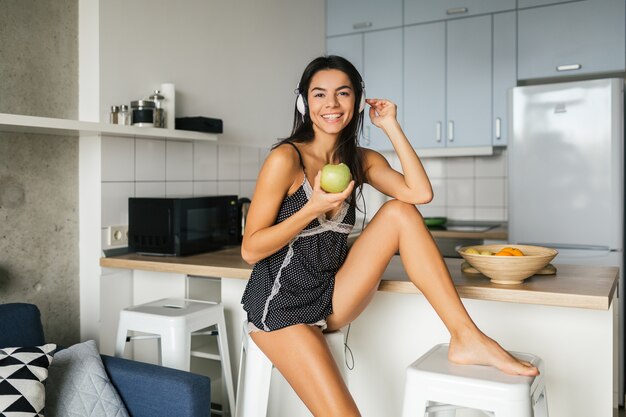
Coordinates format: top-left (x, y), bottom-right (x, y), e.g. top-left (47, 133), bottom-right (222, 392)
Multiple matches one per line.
top-left (363, 98), bottom-right (433, 205)
top-left (241, 145), bottom-right (354, 265)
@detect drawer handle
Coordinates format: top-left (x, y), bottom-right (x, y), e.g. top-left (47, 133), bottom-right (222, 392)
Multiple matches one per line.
top-left (448, 121), bottom-right (454, 142)
top-left (353, 21), bottom-right (373, 30)
top-left (364, 125), bottom-right (371, 146)
top-left (495, 117), bottom-right (502, 140)
top-left (446, 7), bottom-right (468, 15)
top-left (436, 121), bottom-right (442, 142)
top-left (557, 64), bottom-right (582, 72)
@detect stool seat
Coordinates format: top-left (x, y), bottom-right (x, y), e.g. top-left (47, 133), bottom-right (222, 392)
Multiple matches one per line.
top-left (402, 344), bottom-right (548, 417)
top-left (115, 298), bottom-right (235, 417)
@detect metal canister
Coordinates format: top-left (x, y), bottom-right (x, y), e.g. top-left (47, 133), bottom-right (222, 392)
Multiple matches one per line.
top-left (130, 100), bottom-right (155, 127)
top-left (148, 90), bottom-right (165, 128)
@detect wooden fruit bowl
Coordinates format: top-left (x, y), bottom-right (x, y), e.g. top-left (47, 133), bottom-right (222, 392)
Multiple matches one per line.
top-left (457, 244), bottom-right (558, 285)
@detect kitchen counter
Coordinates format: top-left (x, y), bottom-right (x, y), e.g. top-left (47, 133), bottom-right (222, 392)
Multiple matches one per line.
top-left (100, 246), bottom-right (619, 417)
top-left (100, 245), bottom-right (617, 310)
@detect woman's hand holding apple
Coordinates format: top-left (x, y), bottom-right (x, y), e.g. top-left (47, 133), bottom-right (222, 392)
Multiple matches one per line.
top-left (306, 170), bottom-right (354, 218)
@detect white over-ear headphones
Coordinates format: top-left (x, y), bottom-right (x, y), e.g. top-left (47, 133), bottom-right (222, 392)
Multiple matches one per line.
top-left (295, 80), bottom-right (366, 116)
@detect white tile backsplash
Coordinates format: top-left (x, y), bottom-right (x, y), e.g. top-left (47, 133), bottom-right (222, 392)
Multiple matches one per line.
top-left (218, 180), bottom-right (239, 196)
top-left (446, 157), bottom-right (474, 178)
top-left (136, 139), bottom-right (166, 181)
top-left (446, 206), bottom-right (474, 220)
top-left (422, 158), bottom-right (445, 178)
top-left (101, 182), bottom-right (134, 226)
top-left (193, 181), bottom-right (218, 196)
top-left (476, 149), bottom-right (507, 177)
top-left (101, 136), bottom-right (135, 181)
top-left (239, 181), bottom-right (256, 199)
top-left (166, 140), bottom-right (193, 181)
top-left (430, 178), bottom-right (446, 207)
top-left (240, 147), bottom-right (260, 181)
top-left (475, 178), bottom-right (505, 207)
top-left (218, 144), bottom-right (239, 180)
top-left (166, 182), bottom-right (193, 197)
top-left (447, 178), bottom-right (474, 207)
top-left (475, 208), bottom-right (506, 221)
top-left (193, 141), bottom-right (218, 180)
top-left (135, 182), bottom-right (166, 197)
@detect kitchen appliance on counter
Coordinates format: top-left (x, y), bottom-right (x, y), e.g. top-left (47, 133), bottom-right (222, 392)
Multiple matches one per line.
top-left (509, 78), bottom-right (624, 404)
top-left (128, 196), bottom-right (240, 256)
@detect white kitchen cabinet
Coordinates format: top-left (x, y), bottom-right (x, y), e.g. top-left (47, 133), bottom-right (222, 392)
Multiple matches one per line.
top-left (362, 29), bottom-right (403, 151)
top-left (492, 12), bottom-right (516, 146)
top-left (518, 0), bottom-right (578, 8)
top-left (518, 0), bottom-right (625, 80)
top-left (404, 0), bottom-right (515, 25)
top-left (326, 33), bottom-right (363, 76)
top-left (405, 15), bottom-right (492, 150)
top-left (326, 0), bottom-right (402, 36)
top-left (403, 22), bottom-right (446, 149)
top-left (327, 29), bottom-right (403, 152)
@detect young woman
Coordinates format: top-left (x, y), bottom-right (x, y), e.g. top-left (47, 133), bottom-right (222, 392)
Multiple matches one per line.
top-left (241, 55), bottom-right (538, 417)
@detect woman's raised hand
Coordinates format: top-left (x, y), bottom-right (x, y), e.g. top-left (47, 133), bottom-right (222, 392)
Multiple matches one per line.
top-left (366, 98), bottom-right (398, 129)
top-left (307, 170), bottom-right (355, 217)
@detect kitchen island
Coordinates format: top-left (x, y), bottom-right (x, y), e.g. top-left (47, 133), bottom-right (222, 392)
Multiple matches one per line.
top-left (101, 247), bottom-right (618, 417)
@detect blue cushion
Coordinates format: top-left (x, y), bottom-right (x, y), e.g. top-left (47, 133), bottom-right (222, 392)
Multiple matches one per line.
top-left (101, 355), bottom-right (211, 417)
top-left (0, 303), bottom-right (45, 348)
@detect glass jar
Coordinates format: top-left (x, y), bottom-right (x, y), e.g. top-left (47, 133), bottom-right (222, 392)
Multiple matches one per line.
top-left (109, 105), bottom-right (119, 124)
top-left (118, 104), bottom-right (131, 125)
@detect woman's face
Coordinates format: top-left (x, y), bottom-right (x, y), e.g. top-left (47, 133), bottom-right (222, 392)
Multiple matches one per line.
top-left (306, 69), bottom-right (356, 138)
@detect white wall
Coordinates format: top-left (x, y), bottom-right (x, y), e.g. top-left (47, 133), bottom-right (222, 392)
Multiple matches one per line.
top-left (99, 0), bottom-right (326, 148)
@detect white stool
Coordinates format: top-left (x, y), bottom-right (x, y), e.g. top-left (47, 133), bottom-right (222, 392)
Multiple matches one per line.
top-left (401, 344), bottom-right (548, 417)
top-left (115, 298), bottom-right (235, 416)
top-left (234, 321), bottom-right (348, 417)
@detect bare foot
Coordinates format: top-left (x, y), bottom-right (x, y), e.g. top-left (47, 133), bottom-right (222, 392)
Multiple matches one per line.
top-left (448, 330), bottom-right (539, 376)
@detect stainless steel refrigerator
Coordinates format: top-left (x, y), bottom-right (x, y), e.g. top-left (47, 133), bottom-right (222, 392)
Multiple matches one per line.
top-left (509, 78), bottom-right (624, 405)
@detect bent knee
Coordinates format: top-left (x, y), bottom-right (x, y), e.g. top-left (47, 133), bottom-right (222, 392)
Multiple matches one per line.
top-left (378, 199), bottom-right (422, 220)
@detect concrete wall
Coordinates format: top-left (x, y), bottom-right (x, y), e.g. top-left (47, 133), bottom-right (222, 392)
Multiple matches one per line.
top-left (0, 0), bottom-right (80, 346)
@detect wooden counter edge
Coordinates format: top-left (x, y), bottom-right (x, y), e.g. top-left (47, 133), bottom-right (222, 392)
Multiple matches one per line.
top-left (100, 257), bottom-right (251, 280)
top-left (377, 280), bottom-right (615, 311)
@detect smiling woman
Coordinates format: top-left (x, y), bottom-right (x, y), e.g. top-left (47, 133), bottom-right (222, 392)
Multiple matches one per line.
top-left (239, 55), bottom-right (538, 417)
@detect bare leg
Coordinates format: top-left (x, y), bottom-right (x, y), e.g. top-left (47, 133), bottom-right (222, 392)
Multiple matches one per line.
top-left (250, 324), bottom-right (360, 417)
top-left (327, 200), bottom-right (538, 376)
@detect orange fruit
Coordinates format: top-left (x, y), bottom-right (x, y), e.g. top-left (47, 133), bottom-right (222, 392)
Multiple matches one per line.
top-left (500, 247), bottom-right (524, 256)
top-left (495, 250), bottom-right (513, 256)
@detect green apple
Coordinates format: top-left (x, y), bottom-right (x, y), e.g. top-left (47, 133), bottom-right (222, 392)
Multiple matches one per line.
top-left (320, 163), bottom-right (352, 193)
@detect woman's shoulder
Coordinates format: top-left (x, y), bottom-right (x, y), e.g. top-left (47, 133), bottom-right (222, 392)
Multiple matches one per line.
top-left (263, 142), bottom-right (303, 173)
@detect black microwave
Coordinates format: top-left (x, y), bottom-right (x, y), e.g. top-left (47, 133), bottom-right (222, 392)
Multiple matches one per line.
top-left (128, 196), bottom-right (240, 256)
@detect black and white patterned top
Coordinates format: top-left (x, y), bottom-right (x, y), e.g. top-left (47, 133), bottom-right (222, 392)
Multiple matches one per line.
top-left (241, 142), bottom-right (356, 332)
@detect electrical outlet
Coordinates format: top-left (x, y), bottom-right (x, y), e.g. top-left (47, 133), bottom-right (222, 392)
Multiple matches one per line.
top-left (108, 225), bottom-right (128, 246)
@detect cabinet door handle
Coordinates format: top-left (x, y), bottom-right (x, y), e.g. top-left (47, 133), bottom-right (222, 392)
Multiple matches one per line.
top-left (448, 121), bottom-right (454, 142)
top-left (495, 117), bottom-right (502, 140)
top-left (446, 7), bottom-right (468, 15)
top-left (353, 21), bottom-right (373, 30)
top-left (556, 64), bottom-right (582, 72)
top-left (364, 125), bottom-right (371, 146)
top-left (436, 121), bottom-right (442, 142)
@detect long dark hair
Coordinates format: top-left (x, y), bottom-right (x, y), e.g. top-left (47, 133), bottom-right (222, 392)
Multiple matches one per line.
top-left (273, 55), bottom-right (366, 209)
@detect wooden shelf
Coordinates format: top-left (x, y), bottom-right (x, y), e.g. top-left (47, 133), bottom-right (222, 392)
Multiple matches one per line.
top-left (0, 113), bottom-right (218, 141)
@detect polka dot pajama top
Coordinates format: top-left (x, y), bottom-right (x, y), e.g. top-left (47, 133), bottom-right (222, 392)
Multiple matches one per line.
top-left (241, 142), bottom-right (356, 332)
